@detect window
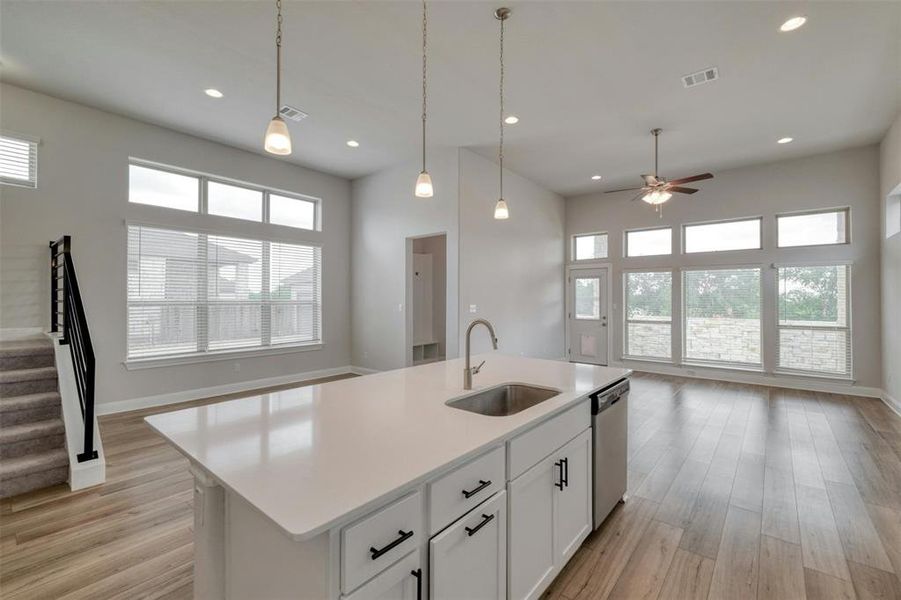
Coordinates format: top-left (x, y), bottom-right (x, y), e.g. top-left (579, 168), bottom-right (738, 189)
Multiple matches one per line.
top-left (270, 193), bottom-right (317, 230)
top-left (625, 227), bottom-right (672, 257)
top-left (127, 224), bottom-right (321, 360)
top-left (777, 208), bottom-right (849, 248)
top-left (684, 218), bottom-right (762, 253)
top-left (129, 164), bottom-right (200, 212)
top-left (0, 133), bottom-right (38, 188)
top-left (624, 271), bottom-right (672, 359)
top-left (777, 264), bottom-right (850, 377)
top-left (573, 233), bottom-right (608, 261)
top-left (207, 181), bottom-right (263, 222)
top-left (574, 277), bottom-right (601, 319)
top-left (887, 187), bottom-right (901, 239)
top-left (683, 267), bottom-right (761, 367)
top-left (128, 161), bottom-right (319, 230)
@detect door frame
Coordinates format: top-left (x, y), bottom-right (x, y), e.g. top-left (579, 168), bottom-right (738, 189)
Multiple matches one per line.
top-left (405, 232), bottom-right (449, 367)
top-left (564, 263), bottom-right (613, 366)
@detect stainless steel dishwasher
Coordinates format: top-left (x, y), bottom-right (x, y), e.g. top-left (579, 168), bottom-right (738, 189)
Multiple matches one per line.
top-left (591, 377), bottom-right (629, 530)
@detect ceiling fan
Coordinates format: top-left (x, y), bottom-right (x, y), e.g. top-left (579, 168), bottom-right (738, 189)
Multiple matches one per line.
top-left (606, 128), bottom-right (713, 208)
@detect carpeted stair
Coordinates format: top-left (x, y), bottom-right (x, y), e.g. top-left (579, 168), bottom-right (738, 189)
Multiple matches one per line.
top-left (0, 338), bottom-right (69, 498)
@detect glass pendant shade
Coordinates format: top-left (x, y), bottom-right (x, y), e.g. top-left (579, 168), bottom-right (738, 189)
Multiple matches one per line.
top-left (494, 198), bottom-right (509, 220)
top-left (642, 189), bottom-right (672, 205)
top-left (414, 171), bottom-right (434, 198)
top-left (264, 116), bottom-right (292, 156)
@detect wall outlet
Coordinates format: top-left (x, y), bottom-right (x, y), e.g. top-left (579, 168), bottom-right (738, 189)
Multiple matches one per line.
top-left (469, 304), bottom-right (478, 313)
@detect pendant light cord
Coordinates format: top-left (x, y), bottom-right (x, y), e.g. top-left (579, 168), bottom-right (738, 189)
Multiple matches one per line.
top-left (275, 0), bottom-right (283, 115)
top-left (421, 0), bottom-right (428, 173)
top-left (498, 13), bottom-right (505, 201)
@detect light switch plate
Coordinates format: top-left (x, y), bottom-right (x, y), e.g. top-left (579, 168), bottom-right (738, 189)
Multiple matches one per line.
top-left (469, 304), bottom-right (477, 313)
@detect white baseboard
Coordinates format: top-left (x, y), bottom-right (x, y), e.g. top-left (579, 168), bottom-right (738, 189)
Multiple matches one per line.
top-left (881, 391), bottom-right (901, 417)
top-left (0, 327), bottom-right (44, 341)
top-left (96, 365), bottom-right (361, 416)
top-left (611, 359), bottom-right (883, 399)
top-left (349, 365), bottom-right (380, 375)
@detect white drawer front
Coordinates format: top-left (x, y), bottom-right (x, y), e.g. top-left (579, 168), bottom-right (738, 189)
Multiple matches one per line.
top-left (342, 551), bottom-right (422, 600)
top-left (507, 400), bottom-right (590, 480)
top-left (428, 446), bottom-right (505, 534)
top-left (342, 491), bottom-right (423, 593)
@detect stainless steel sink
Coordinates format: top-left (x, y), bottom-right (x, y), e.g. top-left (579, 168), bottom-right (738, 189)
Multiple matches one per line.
top-left (446, 384), bottom-right (561, 417)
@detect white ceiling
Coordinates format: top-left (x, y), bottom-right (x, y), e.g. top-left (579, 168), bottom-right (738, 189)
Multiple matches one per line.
top-left (2, 1), bottom-right (899, 196)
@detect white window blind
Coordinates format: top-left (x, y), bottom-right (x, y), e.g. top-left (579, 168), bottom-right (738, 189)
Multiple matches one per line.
top-left (683, 267), bottom-right (761, 366)
top-left (777, 264), bottom-right (851, 378)
top-left (127, 224), bottom-right (321, 359)
top-left (624, 271), bottom-right (672, 359)
top-left (0, 133), bottom-right (38, 188)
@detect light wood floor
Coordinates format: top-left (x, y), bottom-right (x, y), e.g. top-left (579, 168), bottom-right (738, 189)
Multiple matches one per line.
top-left (2, 373), bottom-right (900, 599)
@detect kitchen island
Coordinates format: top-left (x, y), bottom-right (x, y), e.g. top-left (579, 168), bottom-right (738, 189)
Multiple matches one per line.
top-left (147, 354), bottom-right (630, 600)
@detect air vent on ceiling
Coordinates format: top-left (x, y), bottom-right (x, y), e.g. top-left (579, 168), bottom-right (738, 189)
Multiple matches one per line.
top-left (279, 104), bottom-right (308, 122)
top-left (682, 67), bottom-right (719, 88)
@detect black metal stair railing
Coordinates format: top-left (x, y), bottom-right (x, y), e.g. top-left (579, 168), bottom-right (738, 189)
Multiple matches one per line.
top-left (50, 236), bottom-right (98, 462)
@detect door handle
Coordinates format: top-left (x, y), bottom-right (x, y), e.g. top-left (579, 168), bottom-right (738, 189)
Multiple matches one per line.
top-left (411, 568), bottom-right (422, 600)
top-left (555, 460), bottom-right (565, 490)
top-left (563, 457), bottom-right (569, 488)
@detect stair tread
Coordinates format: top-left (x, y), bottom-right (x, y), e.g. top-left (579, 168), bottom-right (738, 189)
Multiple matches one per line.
top-left (0, 391), bottom-right (61, 412)
top-left (0, 366), bottom-right (58, 384)
top-left (0, 340), bottom-right (53, 358)
top-left (0, 418), bottom-right (65, 443)
top-left (0, 448), bottom-right (68, 479)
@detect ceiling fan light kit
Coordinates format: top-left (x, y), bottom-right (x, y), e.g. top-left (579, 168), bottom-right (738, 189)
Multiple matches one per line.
top-left (606, 128), bottom-right (714, 215)
top-left (264, 0), bottom-right (292, 156)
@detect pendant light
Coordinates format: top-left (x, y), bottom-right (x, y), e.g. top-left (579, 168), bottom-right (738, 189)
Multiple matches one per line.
top-left (493, 7), bottom-right (511, 220)
top-left (264, 0), bottom-right (292, 155)
top-left (414, 1), bottom-right (434, 197)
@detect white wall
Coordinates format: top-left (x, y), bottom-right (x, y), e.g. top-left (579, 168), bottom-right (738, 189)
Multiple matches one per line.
top-left (458, 149), bottom-right (566, 359)
top-left (0, 84), bottom-right (352, 408)
top-left (566, 145), bottom-right (883, 390)
top-left (351, 149), bottom-right (460, 371)
top-left (880, 113), bottom-right (901, 406)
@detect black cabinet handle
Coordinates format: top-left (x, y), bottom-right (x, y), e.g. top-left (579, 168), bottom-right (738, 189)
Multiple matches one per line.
top-left (563, 457), bottom-right (569, 488)
top-left (411, 568), bottom-right (422, 600)
top-left (462, 479), bottom-right (491, 499)
top-left (555, 460), bottom-right (565, 490)
top-left (465, 513), bottom-right (495, 537)
top-left (369, 529), bottom-right (413, 560)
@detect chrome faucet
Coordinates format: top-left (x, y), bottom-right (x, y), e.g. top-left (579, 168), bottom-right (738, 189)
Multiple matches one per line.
top-left (464, 319), bottom-right (498, 390)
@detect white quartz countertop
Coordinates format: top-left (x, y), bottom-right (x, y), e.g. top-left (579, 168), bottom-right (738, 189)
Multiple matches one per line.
top-left (145, 354), bottom-right (630, 540)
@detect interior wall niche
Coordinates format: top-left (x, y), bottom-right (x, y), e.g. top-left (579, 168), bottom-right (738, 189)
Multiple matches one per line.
top-left (408, 233), bottom-right (447, 365)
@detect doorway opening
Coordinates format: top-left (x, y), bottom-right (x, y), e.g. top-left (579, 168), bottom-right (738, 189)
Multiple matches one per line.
top-left (406, 233), bottom-right (448, 366)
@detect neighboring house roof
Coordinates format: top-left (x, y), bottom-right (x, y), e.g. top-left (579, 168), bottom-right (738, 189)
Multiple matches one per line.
top-left (136, 230), bottom-right (258, 264)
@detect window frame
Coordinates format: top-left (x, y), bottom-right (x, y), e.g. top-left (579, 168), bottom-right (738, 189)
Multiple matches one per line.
top-left (0, 131), bottom-right (39, 189)
top-left (129, 159), bottom-right (321, 231)
top-left (624, 226), bottom-right (673, 258)
top-left (681, 264), bottom-right (764, 370)
top-left (775, 207), bottom-right (850, 249)
top-left (682, 216), bottom-right (763, 254)
top-left (125, 222), bottom-right (323, 366)
top-left (571, 231), bottom-right (609, 262)
top-left (775, 261), bottom-right (852, 380)
top-left (622, 268), bottom-right (674, 362)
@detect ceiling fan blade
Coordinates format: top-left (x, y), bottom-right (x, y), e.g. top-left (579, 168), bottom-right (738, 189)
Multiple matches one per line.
top-left (641, 174), bottom-right (659, 185)
top-left (629, 191), bottom-right (647, 202)
top-left (668, 186), bottom-right (698, 194)
top-left (667, 172), bottom-right (713, 186)
top-left (605, 186), bottom-right (644, 194)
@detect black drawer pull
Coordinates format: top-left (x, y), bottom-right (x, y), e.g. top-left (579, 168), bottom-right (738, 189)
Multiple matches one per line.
top-left (462, 479), bottom-right (491, 499)
top-left (369, 529), bottom-right (413, 560)
top-left (555, 460), bottom-right (565, 490)
top-left (465, 513), bottom-right (495, 537)
top-left (411, 568), bottom-right (422, 600)
top-left (563, 457), bottom-right (569, 488)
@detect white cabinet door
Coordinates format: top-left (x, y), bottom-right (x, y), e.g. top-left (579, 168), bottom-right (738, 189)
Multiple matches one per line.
top-left (553, 428), bottom-right (592, 563)
top-left (343, 551), bottom-right (422, 600)
top-left (508, 457), bottom-right (556, 600)
top-left (430, 491), bottom-right (506, 600)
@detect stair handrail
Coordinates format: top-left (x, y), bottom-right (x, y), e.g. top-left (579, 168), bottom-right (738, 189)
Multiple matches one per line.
top-left (50, 236), bottom-right (98, 462)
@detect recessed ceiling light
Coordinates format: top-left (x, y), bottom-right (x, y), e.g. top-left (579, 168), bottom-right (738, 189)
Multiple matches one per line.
top-left (777, 137), bottom-right (794, 144)
top-left (204, 88), bottom-right (224, 98)
top-left (591, 175), bottom-right (602, 180)
top-left (346, 140), bottom-right (360, 148)
top-left (780, 16), bottom-right (806, 32)
top-left (504, 115), bottom-right (519, 125)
